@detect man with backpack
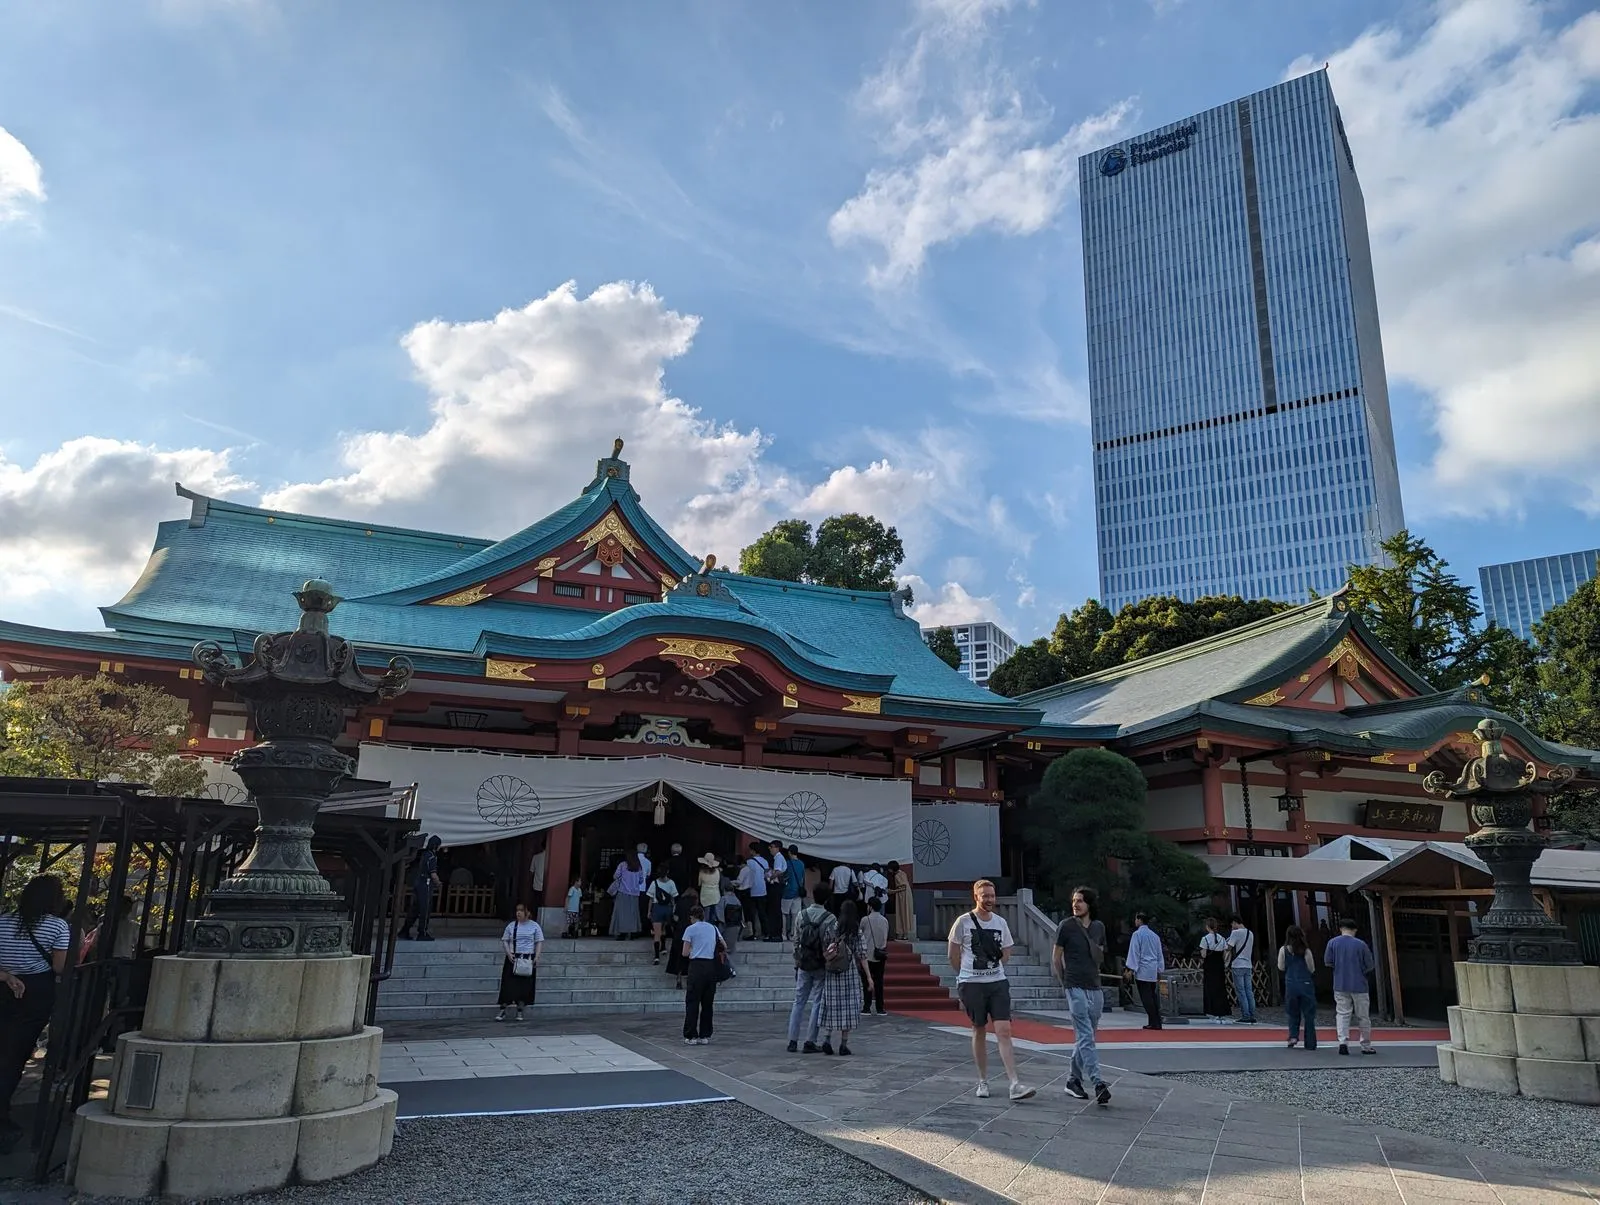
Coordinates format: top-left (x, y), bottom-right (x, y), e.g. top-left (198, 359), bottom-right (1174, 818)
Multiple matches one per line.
top-left (786, 885), bottom-right (835, 1053)
top-left (948, 879), bottom-right (1035, 1101)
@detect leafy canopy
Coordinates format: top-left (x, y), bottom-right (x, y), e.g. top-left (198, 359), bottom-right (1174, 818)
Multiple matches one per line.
top-left (1026, 748), bottom-right (1214, 950)
top-left (987, 593), bottom-right (1287, 697)
top-left (738, 513), bottom-right (908, 596)
top-left (0, 674), bottom-right (208, 798)
top-left (924, 626), bottom-right (963, 670)
top-left (1523, 568), bottom-right (1600, 838)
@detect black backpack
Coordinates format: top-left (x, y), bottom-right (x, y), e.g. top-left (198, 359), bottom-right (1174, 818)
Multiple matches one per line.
top-left (967, 912), bottom-right (1004, 973)
top-left (721, 898), bottom-right (743, 927)
top-left (795, 909), bottom-right (828, 972)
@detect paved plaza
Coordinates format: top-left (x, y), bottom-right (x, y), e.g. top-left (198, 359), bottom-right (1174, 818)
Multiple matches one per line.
top-left (369, 1011), bottom-right (1600, 1205)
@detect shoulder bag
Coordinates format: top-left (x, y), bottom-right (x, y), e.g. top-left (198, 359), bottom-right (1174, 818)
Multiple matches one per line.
top-left (510, 922), bottom-right (535, 977)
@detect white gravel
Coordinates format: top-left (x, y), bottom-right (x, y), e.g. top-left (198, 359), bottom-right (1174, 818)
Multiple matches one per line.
top-left (1167, 1067), bottom-right (1600, 1174)
top-left (6, 1103), bottom-right (935, 1205)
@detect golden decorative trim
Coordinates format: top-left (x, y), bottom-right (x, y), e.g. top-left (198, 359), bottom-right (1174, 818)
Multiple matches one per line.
top-left (591, 663), bottom-right (606, 675)
top-left (1370, 752), bottom-right (1394, 764)
top-left (1243, 687), bottom-right (1283, 707)
top-left (842, 694), bottom-right (882, 715)
top-left (658, 638), bottom-right (742, 665)
top-left (368, 718), bottom-right (384, 738)
top-left (786, 683), bottom-right (798, 695)
top-left (536, 556), bottom-right (560, 578)
top-left (659, 573), bottom-right (679, 593)
top-left (1325, 635), bottom-right (1374, 673)
top-left (782, 696), bottom-right (799, 709)
top-left (1298, 673), bottom-right (1311, 683)
top-left (587, 678), bottom-right (607, 690)
top-left (485, 659), bottom-right (537, 681)
top-left (564, 704), bottom-right (590, 718)
top-left (431, 583), bottom-right (492, 606)
top-left (579, 511), bottom-right (642, 556)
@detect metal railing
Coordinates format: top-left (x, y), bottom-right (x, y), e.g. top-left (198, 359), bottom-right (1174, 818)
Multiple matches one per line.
top-left (931, 892), bottom-right (1060, 960)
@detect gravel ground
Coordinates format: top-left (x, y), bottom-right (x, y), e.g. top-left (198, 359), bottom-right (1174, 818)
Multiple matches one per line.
top-left (1167, 1067), bottom-right (1600, 1174)
top-left (1, 1102), bottom-right (935, 1205)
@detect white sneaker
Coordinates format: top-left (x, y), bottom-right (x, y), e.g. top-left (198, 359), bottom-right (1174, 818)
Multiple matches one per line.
top-left (494, 1010), bottom-right (506, 1022)
top-left (1008, 1081), bottom-right (1036, 1102)
top-left (974, 1081), bottom-right (990, 1098)
top-left (695, 1037), bottom-right (710, 1045)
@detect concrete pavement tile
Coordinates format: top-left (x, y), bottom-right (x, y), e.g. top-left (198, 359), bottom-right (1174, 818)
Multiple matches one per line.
top-left (1004, 1165), bottom-right (1108, 1204)
top-left (1303, 1187), bottom-right (1403, 1205)
top-left (1301, 1168), bottom-right (1405, 1192)
top-left (1472, 1183), bottom-right (1594, 1205)
top-left (1205, 1160), bottom-right (1301, 1190)
top-left (1388, 1171), bottom-right (1505, 1203)
top-left (1138, 1133), bottom-right (1219, 1156)
top-left (1202, 1195), bottom-right (1304, 1205)
top-left (1100, 1181), bottom-right (1206, 1204)
top-left (1378, 1137), bottom-right (1480, 1171)
top-left (1211, 1140), bottom-right (1299, 1165)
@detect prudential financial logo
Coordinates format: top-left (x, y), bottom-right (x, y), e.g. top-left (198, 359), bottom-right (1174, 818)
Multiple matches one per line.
top-left (1099, 148), bottom-right (1128, 177)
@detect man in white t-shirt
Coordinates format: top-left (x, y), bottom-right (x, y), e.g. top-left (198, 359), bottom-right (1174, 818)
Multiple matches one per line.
top-left (1226, 916), bottom-right (1258, 1024)
top-left (828, 862), bottom-right (857, 899)
top-left (947, 879), bottom-right (1035, 1102)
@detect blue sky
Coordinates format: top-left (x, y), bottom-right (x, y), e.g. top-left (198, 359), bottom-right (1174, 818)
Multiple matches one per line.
top-left (1, 0), bottom-right (1596, 641)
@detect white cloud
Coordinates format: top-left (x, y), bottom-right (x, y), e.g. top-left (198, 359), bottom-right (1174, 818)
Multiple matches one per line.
top-left (903, 575), bottom-right (1000, 627)
top-left (0, 127), bottom-right (45, 222)
top-left (0, 438), bottom-right (250, 618)
top-left (829, 0), bottom-right (1133, 286)
top-left (1293, 0), bottom-right (1600, 513)
top-left (0, 282), bottom-right (1013, 627)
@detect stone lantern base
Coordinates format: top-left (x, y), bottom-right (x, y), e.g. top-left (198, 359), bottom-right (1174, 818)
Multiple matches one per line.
top-left (67, 954), bottom-right (397, 1198)
top-left (1439, 961), bottom-right (1600, 1105)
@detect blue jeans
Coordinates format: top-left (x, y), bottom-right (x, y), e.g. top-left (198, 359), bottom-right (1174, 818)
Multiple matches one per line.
top-left (786, 969), bottom-right (825, 1044)
top-left (1065, 987), bottom-right (1103, 1087)
top-left (1285, 984), bottom-right (1317, 1048)
top-left (1231, 965), bottom-right (1257, 1020)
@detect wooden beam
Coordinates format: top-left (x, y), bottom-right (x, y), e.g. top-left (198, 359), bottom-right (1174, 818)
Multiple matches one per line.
top-left (1381, 892), bottom-right (1405, 1026)
top-left (1445, 902), bottom-right (1461, 961)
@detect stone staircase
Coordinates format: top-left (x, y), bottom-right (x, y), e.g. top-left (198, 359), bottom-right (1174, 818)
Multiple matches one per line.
top-left (373, 936), bottom-right (804, 1023)
top-left (909, 941), bottom-right (1064, 1011)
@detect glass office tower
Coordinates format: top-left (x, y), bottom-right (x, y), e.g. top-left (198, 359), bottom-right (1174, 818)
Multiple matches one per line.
top-left (1479, 550), bottom-right (1600, 641)
top-left (1080, 70), bottom-right (1404, 611)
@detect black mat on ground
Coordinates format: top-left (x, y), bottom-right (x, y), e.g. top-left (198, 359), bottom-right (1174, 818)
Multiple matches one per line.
top-left (1100, 1045), bottom-right (1441, 1074)
top-left (387, 1068), bottom-right (731, 1118)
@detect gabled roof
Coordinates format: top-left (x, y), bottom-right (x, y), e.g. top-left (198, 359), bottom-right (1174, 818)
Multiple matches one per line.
top-left (1, 448), bottom-right (1019, 717)
top-left (1018, 594), bottom-right (1428, 731)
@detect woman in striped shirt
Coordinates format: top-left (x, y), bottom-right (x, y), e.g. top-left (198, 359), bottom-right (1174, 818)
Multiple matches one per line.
top-left (0, 875), bottom-right (70, 1152)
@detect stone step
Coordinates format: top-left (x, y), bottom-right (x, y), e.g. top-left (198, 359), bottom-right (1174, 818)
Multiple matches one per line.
top-left (375, 999), bottom-right (790, 1022)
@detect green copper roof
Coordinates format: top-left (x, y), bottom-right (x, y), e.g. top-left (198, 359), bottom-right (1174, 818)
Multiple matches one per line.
top-left (4, 461), bottom-right (1017, 718)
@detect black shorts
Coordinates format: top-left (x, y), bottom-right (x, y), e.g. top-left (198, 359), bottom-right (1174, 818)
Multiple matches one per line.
top-left (959, 979), bottom-right (1012, 1028)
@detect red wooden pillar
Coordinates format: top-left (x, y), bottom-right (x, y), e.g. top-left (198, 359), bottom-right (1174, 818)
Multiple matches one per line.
top-left (1202, 760), bottom-right (1227, 854)
top-left (543, 821), bottom-right (574, 907)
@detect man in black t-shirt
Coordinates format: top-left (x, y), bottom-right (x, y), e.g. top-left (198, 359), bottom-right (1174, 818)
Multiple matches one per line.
top-left (1052, 885), bottom-right (1111, 1106)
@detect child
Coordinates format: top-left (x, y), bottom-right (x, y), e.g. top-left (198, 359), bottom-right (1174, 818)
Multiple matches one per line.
top-left (564, 879), bottom-right (583, 939)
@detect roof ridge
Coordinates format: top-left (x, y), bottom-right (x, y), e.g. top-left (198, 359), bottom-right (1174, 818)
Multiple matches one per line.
top-left (175, 485), bottom-right (492, 548)
top-left (722, 572), bottom-right (898, 603)
top-left (1020, 595), bottom-right (1340, 701)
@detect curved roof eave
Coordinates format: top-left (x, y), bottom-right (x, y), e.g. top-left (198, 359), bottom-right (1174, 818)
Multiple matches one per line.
top-left (476, 613), bottom-right (894, 693)
top-left (881, 696), bottom-right (1045, 727)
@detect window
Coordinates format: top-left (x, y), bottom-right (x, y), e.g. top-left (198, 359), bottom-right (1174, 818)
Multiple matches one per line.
top-left (954, 759), bottom-right (986, 789)
top-left (917, 764), bottom-right (942, 787)
top-left (622, 592), bottom-right (653, 605)
top-left (207, 705), bottom-right (247, 741)
top-left (553, 583), bottom-right (585, 599)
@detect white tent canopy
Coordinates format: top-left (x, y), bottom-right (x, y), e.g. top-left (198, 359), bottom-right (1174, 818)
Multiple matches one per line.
top-left (356, 743), bottom-right (912, 864)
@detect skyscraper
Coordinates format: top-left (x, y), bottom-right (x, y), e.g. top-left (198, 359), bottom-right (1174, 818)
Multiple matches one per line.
top-left (1079, 70), bottom-right (1404, 611)
top-left (1479, 549), bottom-right (1600, 641)
top-left (921, 620), bottom-right (1018, 687)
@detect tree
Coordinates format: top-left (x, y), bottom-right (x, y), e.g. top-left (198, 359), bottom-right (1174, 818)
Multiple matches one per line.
top-left (737, 512), bottom-right (907, 595)
top-left (0, 674), bottom-right (208, 797)
top-left (925, 626), bottom-right (963, 670)
top-left (1069, 594), bottom-right (1287, 669)
top-left (737, 518), bottom-right (812, 582)
top-left (1342, 530), bottom-right (1515, 689)
top-left (1050, 599), bottom-right (1116, 679)
top-left (1025, 748), bottom-right (1214, 951)
top-left (986, 639), bottom-right (1067, 697)
top-left (1524, 573), bottom-right (1600, 838)
top-left (808, 514), bottom-right (905, 592)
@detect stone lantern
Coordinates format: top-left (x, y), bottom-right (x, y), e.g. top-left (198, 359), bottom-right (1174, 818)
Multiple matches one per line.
top-left (1426, 718), bottom-right (1600, 1104)
top-left (69, 582), bottom-right (413, 1197)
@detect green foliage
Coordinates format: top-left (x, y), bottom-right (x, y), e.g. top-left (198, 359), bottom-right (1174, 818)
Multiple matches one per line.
top-left (986, 639), bottom-right (1067, 697)
top-left (1343, 530), bottom-right (1515, 689)
top-left (737, 518), bottom-right (812, 582)
top-left (1524, 570), bottom-right (1600, 838)
top-left (1026, 748), bottom-right (1215, 949)
top-left (0, 674), bottom-right (208, 797)
top-left (925, 626), bottom-right (963, 670)
top-left (989, 594), bottom-right (1286, 697)
top-left (737, 513), bottom-right (907, 595)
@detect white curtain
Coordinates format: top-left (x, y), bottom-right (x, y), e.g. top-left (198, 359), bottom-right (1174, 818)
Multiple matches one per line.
top-left (356, 743), bottom-right (912, 863)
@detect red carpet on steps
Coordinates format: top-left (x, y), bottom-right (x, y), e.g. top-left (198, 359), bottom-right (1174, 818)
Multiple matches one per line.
top-left (883, 941), bottom-right (961, 1012)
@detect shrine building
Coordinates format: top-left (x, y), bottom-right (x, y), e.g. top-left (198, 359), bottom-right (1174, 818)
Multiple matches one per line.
top-left (3, 438), bottom-right (1597, 953)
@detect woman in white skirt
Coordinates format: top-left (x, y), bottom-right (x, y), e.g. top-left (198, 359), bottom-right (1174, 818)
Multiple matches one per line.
top-left (817, 900), bottom-right (870, 1056)
top-left (496, 902), bottom-right (543, 1022)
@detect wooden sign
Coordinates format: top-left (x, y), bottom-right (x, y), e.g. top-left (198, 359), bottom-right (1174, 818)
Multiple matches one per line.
top-left (1363, 800), bottom-right (1443, 833)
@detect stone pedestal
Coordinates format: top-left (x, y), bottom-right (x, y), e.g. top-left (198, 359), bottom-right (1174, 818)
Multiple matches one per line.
top-left (1439, 961), bottom-right (1600, 1106)
top-left (67, 954), bottom-right (397, 1199)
